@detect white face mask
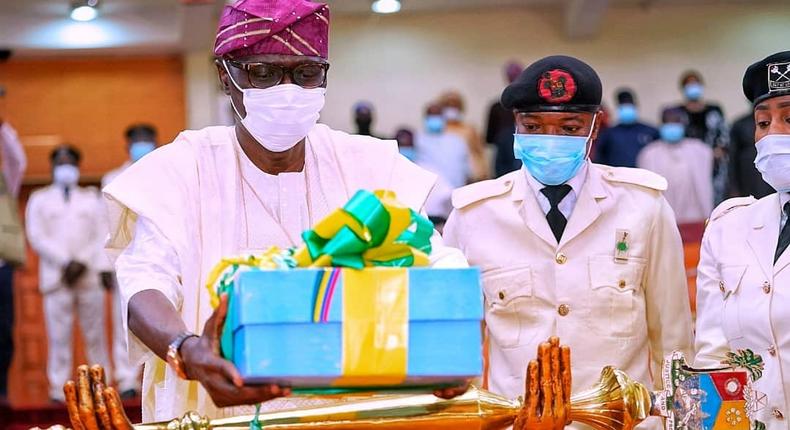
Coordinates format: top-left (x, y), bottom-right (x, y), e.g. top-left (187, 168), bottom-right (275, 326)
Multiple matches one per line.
top-left (443, 107), bottom-right (463, 122)
top-left (755, 134), bottom-right (790, 192)
top-left (53, 165), bottom-right (80, 187)
top-left (224, 60), bottom-right (326, 153)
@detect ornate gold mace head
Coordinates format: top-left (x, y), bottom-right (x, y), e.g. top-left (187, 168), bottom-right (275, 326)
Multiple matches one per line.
top-left (569, 366), bottom-right (653, 430)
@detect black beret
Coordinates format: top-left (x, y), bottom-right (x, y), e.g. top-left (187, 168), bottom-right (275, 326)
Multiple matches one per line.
top-left (50, 145), bottom-right (81, 165)
top-left (743, 51), bottom-right (790, 105)
top-left (501, 55), bottom-right (602, 113)
top-left (616, 88), bottom-right (635, 105)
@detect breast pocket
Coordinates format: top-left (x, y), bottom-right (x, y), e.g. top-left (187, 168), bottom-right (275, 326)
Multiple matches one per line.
top-left (482, 265), bottom-right (535, 349)
top-left (586, 256), bottom-right (646, 338)
top-left (718, 264), bottom-right (747, 341)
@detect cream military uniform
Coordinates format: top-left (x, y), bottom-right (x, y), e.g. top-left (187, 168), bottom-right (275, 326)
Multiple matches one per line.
top-left (25, 184), bottom-right (112, 401)
top-left (444, 163), bottom-right (694, 414)
top-left (694, 193), bottom-right (790, 429)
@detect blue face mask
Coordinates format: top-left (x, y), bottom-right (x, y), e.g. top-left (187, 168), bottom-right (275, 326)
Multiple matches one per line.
top-left (129, 141), bottom-right (156, 162)
top-left (617, 104), bottom-right (638, 125)
top-left (424, 115), bottom-right (446, 134)
top-left (513, 118), bottom-right (594, 186)
top-left (399, 147), bottom-right (416, 161)
top-left (683, 83), bottom-right (704, 101)
top-left (660, 123), bottom-right (685, 143)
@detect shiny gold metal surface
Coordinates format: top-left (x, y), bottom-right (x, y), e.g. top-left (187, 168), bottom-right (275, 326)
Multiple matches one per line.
top-left (133, 366), bottom-right (653, 430)
top-left (135, 387), bottom-right (522, 430)
top-left (568, 366), bottom-right (652, 430)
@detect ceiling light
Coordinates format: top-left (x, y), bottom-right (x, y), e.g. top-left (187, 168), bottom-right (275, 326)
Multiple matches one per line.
top-left (70, 0), bottom-right (100, 22)
top-left (371, 0), bottom-right (401, 14)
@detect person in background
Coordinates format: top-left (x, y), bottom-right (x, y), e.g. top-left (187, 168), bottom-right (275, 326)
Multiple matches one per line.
top-left (444, 55), bottom-right (693, 414)
top-left (487, 61), bottom-right (523, 177)
top-left (729, 111), bottom-right (773, 198)
top-left (695, 50), bottom-right (790, 429)
top-left (100, 124), bottom-right (159, 399)
top-left (415, 102), bottom-right (469, 225)
top-left (0, 119), bottom-right (26, 403)
top-left (352, 101), bottom-right (381, 139)
top-left (667, 70), bottom-right (729, 204)
top-left (103, 124), bottom-right (158, 186)
top-left (637, 108), bottom-right (713, 224)
top-left (25, 145), bottom-right (111, 403)
top-left (439, 90), bottom-right (488, 182)
top-left (594, 89), bottom-right (659, 167)
top-left (394, 127), bottom-right (415, 161)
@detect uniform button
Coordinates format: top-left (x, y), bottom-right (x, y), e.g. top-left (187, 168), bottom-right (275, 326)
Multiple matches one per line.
top-left (555, 253), bottom-right (568, 264)
top-left (498, 291), bottom-right (505, 300)
top-left (773, 408), bottom-right (784, 420)
top-left (763, 281), bottom-right (772, 294)
top-left (558, 304), bottom-right (570, 316)
top-left (719, 281), bottom-right (725, 293)
top-left (504, 180), bottom-right (513, 187)
top-left (618, 280), bottom-right (627, 288)
top-left (769, 345), bottom-right (777, 356)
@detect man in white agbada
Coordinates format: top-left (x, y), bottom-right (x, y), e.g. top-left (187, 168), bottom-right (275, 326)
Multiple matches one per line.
top-left (103, 0), bottom-right (466, 422)
top-left (101, 124), bottom-right (159, 398)
top-left (637, 108), bottom-right (714, 224)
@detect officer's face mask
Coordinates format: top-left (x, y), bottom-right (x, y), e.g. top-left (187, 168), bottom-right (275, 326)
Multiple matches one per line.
top-left (755, 134), bottom-right (790, 192)
top-left (129, 141), bottom-right (156, 162)
top-left (513, 114), bottom-right (596, 186)
top-left (684, 83), bottom-right (704, 101)
top-left (425, 115), bottom-right (446, 134)
top-left (617, 104), bottom-right (638, 125)
top-left (660, 123), bottom-right (685, 143)
top-left (53, 164), bottom-right (80, 187)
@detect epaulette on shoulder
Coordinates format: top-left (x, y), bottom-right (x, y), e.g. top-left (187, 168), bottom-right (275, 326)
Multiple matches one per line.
top-left (708, 196), bottom-right (757, 224)
top-left (451, 176), bottom-right (515, 210)
top-left (599, 166), bottom-right (668, 191)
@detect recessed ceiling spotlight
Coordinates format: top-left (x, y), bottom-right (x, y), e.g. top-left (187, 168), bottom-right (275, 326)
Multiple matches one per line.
top-left (371, 0), bottom-right (401, 14)
top-left (70, 0), bottom-right (100, 22)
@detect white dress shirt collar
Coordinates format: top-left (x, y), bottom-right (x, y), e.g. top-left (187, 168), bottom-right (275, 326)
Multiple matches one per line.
top-left (524, 161), bottom-right (589, 218)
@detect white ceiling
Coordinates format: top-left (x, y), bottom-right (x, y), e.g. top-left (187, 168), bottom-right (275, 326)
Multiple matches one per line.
top-left (0, 0), bottom-right (781, 55)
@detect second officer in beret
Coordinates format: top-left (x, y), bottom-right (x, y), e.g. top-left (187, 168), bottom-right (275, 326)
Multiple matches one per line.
top-left (444, 55), bottom-right (694, 421)
top-left (695, 50), bottom-right (790, 429)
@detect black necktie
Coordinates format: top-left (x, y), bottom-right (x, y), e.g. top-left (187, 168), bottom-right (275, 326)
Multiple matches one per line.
top-left (541, 185), bottom-right (572, 242)
top-left (775, 202), bottom-right (790, 263)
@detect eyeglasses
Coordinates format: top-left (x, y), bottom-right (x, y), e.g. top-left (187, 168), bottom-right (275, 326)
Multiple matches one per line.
top-left (225, 59), bottom-right (330, 89)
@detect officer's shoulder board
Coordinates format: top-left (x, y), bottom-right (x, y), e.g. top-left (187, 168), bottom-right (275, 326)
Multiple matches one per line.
top-left (451, 175), bottom-right (515, 209)
top-left (708, 196), bottom-right (757, 224)
top-left (599, 166), bottom-right (668, 191)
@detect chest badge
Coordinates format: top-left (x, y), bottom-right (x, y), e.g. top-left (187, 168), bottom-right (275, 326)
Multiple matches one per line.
top-left (615, 229), bottom-right (630, 263)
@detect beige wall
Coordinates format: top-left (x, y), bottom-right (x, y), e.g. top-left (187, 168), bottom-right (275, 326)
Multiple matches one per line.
top-left (316, 2), bottom-right (790, 138)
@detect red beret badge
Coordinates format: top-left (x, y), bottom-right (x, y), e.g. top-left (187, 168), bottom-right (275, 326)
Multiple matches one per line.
top-left (538, 69), bottom-right (577, 104)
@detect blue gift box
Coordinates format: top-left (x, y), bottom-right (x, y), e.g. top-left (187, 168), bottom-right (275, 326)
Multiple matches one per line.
top-left (225, 267), bottom-right (483, 389)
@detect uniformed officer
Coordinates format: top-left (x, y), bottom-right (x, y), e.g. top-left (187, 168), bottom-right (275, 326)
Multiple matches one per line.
top-left (695, 51), bottom-right (790, 429)
top-left (25, 146), bottom-right (112, 402)
top-left (443, 56), bottom-right (694, 424)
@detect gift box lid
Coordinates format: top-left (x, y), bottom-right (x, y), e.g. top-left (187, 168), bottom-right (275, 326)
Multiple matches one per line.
top-left (228, 267), bottom-right (482, 331)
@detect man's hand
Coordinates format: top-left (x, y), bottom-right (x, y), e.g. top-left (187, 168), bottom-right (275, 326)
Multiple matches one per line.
top-left (62, 364), bottom-right (134, 430)
top-left (100, 272), bottom-right (115, 291)
top-left (180, 294), bottom-right (289, 408)
top-left (62, 261), bottom-right (88, 287)
top-left (513, 337), bottom-right (572, 430)
top-left (433, 382), bottom-right (470, 399)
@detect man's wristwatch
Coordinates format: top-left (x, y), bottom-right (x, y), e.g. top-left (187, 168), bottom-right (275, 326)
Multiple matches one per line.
top-left (166, 331), bottom-right (198, 380)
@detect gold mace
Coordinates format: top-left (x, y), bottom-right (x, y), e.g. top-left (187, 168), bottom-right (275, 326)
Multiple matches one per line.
top-left (135, 366), bottom-right (654, 430)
